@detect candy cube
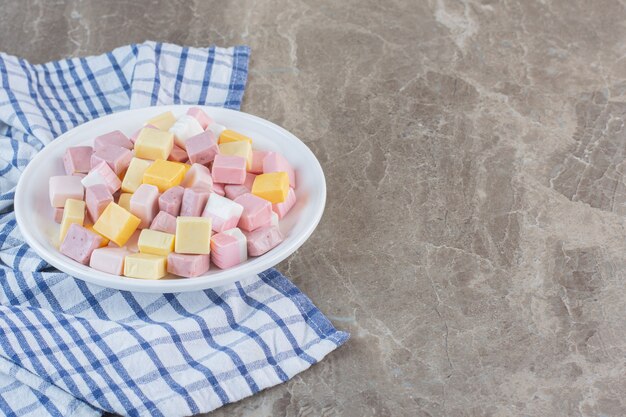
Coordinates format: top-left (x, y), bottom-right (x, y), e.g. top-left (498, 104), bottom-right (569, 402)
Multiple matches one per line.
top-left (145, 111), bottom-right (176, 131)
top-left (142, 159), bottom-right (185, 192)
top-left (234, 193), bottom-right (273, 232)
top-left (89, 247), bottom-right (130, 275)
top-left (181, 163), bottom-right (213, 191)
top-left (218, 129), bottom-right (252, 145)
top-left (138, 229), bottom-right (175, 256)
top-left (168, 145), bottom-right (188, 163)
top-left (63, 146), bottom-right (93, 175)
top-left (207, 122), bottom-right (226, 138)
top-left (202, 193), bottom-right (244, 233)
top-left (121, 157), bottom-right (152, 193)
top-left (175, 217), bottom-right (211, 254)
top-left (60, 224), bottom-right (103, 264)
top-left (90, 145), bottom-right (133, 176)
top-left (185, 131), bottom-right (219, 165)
top-left (59, 199), bottom-right (85, 242)
top-left (49, 175), bottom-right (84, 208)
top-left (169, 115), bottom-right (204, 149)
top-left (263, 152), bottom-right (295, 188)
top-left (180, 188), bottom-right (210, 217)
top-left (130, 124), bottom-right (157, 143)
top-left (134, 128), bottom-right (174, 160)
top-left (212, 155), bottom-right (246, 184)
top-left (224, 172), bottom-right (257, 200)
top-left (81, 161), bottom-right (121, 194)
top-left (186, 107), bottom-right (213, 129)
top-left (150, 211), bottom-right (177, 234)
top-left (270, 211), bottom-right (279, 227)
top-left (93, 202), bottom-right (141, 247)
top-left (213, 182), bottom-right (225, 196)
top-left (130, 184), bottom-right (159, 229)
top-left (251, 172), bottom-right (289, 203)
top-left (85, 224), bottom-right (109, 247)
top-left (94, 130), bottom-right (133, 152)
top-left (219, 141), bottom-right (252, 170)
top-left (273, 187), bottom-right (296, 219)
top-left (85, 184), bottom-right (113, 223)
top-left (167, 253), bottom-right (210, 277)
top-left (211, 228), bottom-right (247, 269)
top-left (245, 225), bottom-right (283, 256)
top-left (250, 150), bottom-right (269, 174)
top-left (123, 253), bottom-right (167, 279)
top-left (158, 185), bottom-right (184, 216)
top-left (53, 207), bottom-right (64, 223)
top-left (117, 193), bottom-right (133, 212)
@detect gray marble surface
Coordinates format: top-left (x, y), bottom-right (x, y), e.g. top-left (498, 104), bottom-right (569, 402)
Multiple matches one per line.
top-left (3, 0), bottom-right (626, 416)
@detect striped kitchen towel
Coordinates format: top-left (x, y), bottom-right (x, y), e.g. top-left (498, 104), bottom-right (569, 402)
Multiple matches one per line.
top-left (0, 41), bottom-right (348, 417)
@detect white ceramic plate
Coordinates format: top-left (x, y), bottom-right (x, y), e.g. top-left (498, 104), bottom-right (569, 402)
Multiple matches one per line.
top-left (14, 105), bottom-right (326, 293)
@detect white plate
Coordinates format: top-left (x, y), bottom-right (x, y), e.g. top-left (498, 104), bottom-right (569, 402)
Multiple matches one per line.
top-left (14, 105), bottom-right (326, 293)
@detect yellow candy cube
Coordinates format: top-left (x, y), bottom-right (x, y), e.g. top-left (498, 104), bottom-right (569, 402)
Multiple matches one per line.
top-left (142, 159), bottom-right (186, 192)
top-left (251, 172), bottom-right (290, 203)
top-left (175, 217), bottom-right (211, 254)
top-left (218, 129), bottom-right (252, 145)
top-left (145, 111), bottom-right (176, 131)
top-left (60, 199), bottom-right (85, 243)
top-left (218, 141), bottom-right (252, 170)
top-left (134, 129), bottom-right (174, 161)
top-left (121, 158), bottom-right (151, 193)
top-left (123, 253), bottom-right (167, 279)
top-left (138, 229), bottom-right (175, 256)
top-left (117, 193), bottom-right (133, 212)
top-left (85, 225), bottom-right (110, 247)
top-left (93, 202), bottom-right (141, 247)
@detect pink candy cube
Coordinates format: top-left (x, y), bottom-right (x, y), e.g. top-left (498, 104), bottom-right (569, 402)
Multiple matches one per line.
top-left (186, 107), bottom-right (213, 130)
top-left (81, 161), bottom-right (121, 194)
top-left (167, 253), bottom-right (210, 277)
top-left (249, 150), bottom-right (269, 174)
top-left (158, 185), bottom-right (184, 216)
top-left (60, 223), bottom-right (103, 264)
top-left (234, 193), bottom-right (273, 232)
top-left (49, 175), bottom-right (84, 208)
top-left (211, 228), bottom-right (247, 269)
top-left (90, 145), bottom-right (133, 176)
top-left (186, 131), bottom-right (219, 165)
top-left (212, 154), bottom-right (246, 185)
top-left (63, 146), bottom-right (93, 175)
top-left (212, 182), bottom-right (225, 196)
top-left (180, 188), bottom-right (210, 217)
top-left (168, 145), bottom-right (189, 163)
top-left (202, 193), bottom-right (244, 233)
top-left (94, 130), bottom-right (133, 152)
top-left (224, 173), bottom-right (257, 200)
top-left (244, 225), bottom-right (283, 256)
top-left (85, 184), bottom-right (113, 223)
top-left (150, 211), bottom-right (177, 234)
top-left (181, 163), bottom-right (213, 191)
top-left (263, 152), bottom-right (295, 188)
top-left (53, 207), bottom-right (64, 223)
top-left (272, 187), bottom-right (296, 219)
top-left (130, 184), bottom-right (160, 229)
top-left (89, 247), bottom-right (131, 275)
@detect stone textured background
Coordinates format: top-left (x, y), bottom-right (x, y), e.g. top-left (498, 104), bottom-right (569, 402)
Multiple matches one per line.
top-left (2, 0), bottom-right (626, 416)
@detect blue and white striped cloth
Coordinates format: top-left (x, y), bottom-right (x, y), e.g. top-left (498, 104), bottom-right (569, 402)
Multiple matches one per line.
top-left (0, 42), bottom-right (348, 417)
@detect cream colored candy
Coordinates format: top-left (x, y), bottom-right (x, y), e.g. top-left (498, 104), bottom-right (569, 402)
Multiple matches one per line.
top-left (123, 253), bottom-right (167, 279)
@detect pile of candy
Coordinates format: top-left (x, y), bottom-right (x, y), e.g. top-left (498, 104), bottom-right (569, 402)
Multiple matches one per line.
top-left (49, 108), bottom-right (296, 279)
